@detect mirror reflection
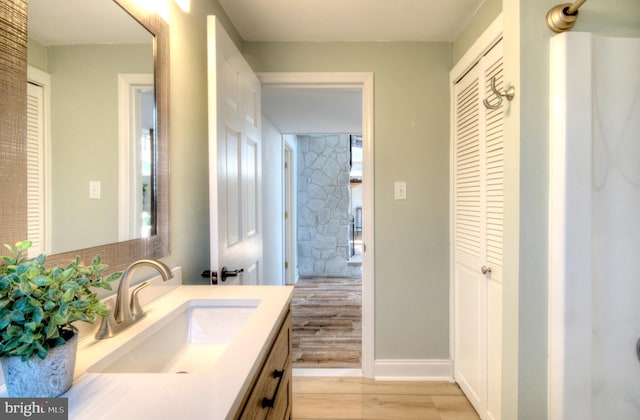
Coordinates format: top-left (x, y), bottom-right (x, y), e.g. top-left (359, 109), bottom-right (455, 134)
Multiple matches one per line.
top-left (26, 0), bottom-right (155, 255)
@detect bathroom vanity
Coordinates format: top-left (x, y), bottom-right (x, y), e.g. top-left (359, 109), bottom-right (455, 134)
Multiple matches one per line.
top-left (236, 311), bottom-right (292, 419)
top-left (41, 284), bottom-right (294, 419)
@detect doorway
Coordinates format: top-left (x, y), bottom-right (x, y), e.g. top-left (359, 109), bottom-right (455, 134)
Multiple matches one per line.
top-left (259, 72), bottom-right (375, 376)
top-left (286, 133), bottom-right (361, 369)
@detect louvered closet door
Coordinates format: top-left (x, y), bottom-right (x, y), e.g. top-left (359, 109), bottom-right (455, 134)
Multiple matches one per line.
top-left (26, 82), bottom-right (45, 256)
top-left (482, 41), bottom-right (503, 420)
top-left (453, 39), bottom-right (504, 420)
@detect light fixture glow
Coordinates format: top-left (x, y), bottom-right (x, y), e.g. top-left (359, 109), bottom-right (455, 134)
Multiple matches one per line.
top-left (133, 0), bottom-right (170, 23)
top-left (155, 0), bottom-right (170, 22)
top-left (136, 0), bottom-right (156, 13)
top-left (175, 0), bottom-right (190, 13)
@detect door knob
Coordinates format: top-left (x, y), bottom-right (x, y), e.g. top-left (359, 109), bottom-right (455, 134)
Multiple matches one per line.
top-left (481, 266), bottom-right (492, 275)
top-left (221, 267), bottom-right (244, 282)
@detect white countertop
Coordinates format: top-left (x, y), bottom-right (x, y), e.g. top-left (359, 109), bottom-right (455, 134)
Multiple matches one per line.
top-left (63, 285), bottom-right (293, 420)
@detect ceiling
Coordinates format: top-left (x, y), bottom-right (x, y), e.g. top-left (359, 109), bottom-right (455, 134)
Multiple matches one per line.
top-left (262, 87), bottom-right (362, 134)
top-left (218, 0), bottom-right (485, 42)
top-left (28, 0), bottom-right (151, 46)
top-left (30, 0), bottom-right (486, 45)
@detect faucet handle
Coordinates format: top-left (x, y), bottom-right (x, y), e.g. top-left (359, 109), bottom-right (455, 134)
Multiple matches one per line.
top-left (95, 302), bottom-right (117, 339)
top-left (130, 281), bottom-right (151, 319)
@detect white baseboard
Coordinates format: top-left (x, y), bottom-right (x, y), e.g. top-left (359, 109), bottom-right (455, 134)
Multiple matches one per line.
top-left (374, 359), bottom-right (454, 382)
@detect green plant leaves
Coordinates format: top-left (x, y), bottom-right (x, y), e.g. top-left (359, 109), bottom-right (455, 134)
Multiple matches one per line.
top-left (33, 341), bottom-right (48, 360)
top-left (9, 310), bottom-right (25, 323)
top-left (6, 324), bottom-right (23, 338)
top-left (0, 313), bottom-right (11, 329)
top-left (50, 313), bottom-right (67, 327)
top-left (61, 289), bottom-right (74, 303)
top-left (45, 323), bottom-right (59, 340)
top-left (0, 241), bottom-right (121, 360)
top-left (32, 306), bottom-right (44, 324)
top-left (32, 276), bottom-right (52, 287)
top-left (2, 256), bottom-right (16, 265)
top-left (70, 300), bottom-right (90, 311)
top-left (53, 268), bottom-right (74, 283)
top-left (2, 338), bottom-right (20, 353)
top-left (61, 281), bottom-right (80, 292)
top-left (15, 240), bottom-right (32, 253)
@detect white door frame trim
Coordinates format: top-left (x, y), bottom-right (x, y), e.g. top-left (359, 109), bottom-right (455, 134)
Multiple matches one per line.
top-left (258, 72), bottom-right (375, 378)
top-left (282, 139), bottom-right (296, 285)
top-left (117, 73), bottom-right (154, 241)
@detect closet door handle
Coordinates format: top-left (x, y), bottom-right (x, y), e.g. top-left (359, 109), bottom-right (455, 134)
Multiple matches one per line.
top-left (481, 266), bottom-right (492, 275)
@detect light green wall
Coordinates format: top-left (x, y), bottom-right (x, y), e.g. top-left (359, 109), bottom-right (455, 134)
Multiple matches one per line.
top-left (244, 42), bottom-right (452, 359)
top-left (453, 0), bottom-right (502, 64)
top-left (574, 0), bottom-right (640, 36)
top-left (27, 38), bottom-right (47, 70)
top-left (44, 44), bottom-right (152, 253)
top-left (161, 0), bottom-right (241, 283)
top-left (262, 117), bottom-right (285, 285)
top-left (499, 0), bottom-right (640, 418)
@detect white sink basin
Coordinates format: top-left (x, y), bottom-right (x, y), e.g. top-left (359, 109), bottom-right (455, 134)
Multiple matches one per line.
top-left (87, 298), bottom-right (260, 374)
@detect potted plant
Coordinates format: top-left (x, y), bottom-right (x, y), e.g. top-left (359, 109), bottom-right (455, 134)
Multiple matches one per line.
top-left (0, 240), bottom-right (120, 397)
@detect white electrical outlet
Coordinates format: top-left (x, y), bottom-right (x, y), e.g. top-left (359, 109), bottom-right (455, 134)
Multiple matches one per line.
top-left (89, 181), bottom-right (101, 199)
top-left (394, 181), bottom-right (407, 200)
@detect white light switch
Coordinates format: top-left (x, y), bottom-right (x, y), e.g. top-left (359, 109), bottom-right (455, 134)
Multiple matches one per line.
top-left (89, 181), bottom-right (101, 199)
top-left (394, 181), bottom-right (407, 200)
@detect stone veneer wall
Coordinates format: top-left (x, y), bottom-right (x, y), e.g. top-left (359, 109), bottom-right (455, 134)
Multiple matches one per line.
top-left (297, 134), bottom-right (360, 277)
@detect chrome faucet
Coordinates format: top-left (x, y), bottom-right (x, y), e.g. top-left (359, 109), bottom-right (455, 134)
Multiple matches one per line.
top-left (95, 259), bottom-right (174, 339)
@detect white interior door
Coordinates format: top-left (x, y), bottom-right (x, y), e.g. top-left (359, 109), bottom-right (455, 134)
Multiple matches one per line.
top-left (207, 16), bottom-right (262, 285)
top-left (453, 59), bottom-right (486, 416)
top-left (453, 39), bottom-right (504, 420)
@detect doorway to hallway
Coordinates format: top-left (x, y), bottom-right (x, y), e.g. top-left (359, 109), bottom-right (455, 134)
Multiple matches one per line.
top-left (259, 72), bottom-right (374, 376)
top-left (287, 132), bottom-right (362, 368)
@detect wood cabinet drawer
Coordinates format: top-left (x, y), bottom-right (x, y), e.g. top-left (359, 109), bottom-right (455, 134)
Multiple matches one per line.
top-left (268, 360), bottom-right (291, 420)
top-left (237, 310), bottom-right (291, 420)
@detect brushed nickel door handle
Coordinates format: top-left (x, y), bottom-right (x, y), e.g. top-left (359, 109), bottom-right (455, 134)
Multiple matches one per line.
top-left (481, 266), bottom-right (492, 275)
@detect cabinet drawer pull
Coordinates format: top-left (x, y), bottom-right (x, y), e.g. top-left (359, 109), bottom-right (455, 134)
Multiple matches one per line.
top-left (261, 369), bottom-right (285, 408)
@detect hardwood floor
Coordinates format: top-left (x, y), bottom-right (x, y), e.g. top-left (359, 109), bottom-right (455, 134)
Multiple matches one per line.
top-left (291, 276), bottom-right (362, 368)
top-left (292, 377), bottom-right (480, 420)
top-left (290, 278), bottom-right (480, 418)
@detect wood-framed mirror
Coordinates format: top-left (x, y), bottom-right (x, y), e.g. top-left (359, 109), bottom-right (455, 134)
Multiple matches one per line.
top-left (0, 0), bottom-right (169, 272)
